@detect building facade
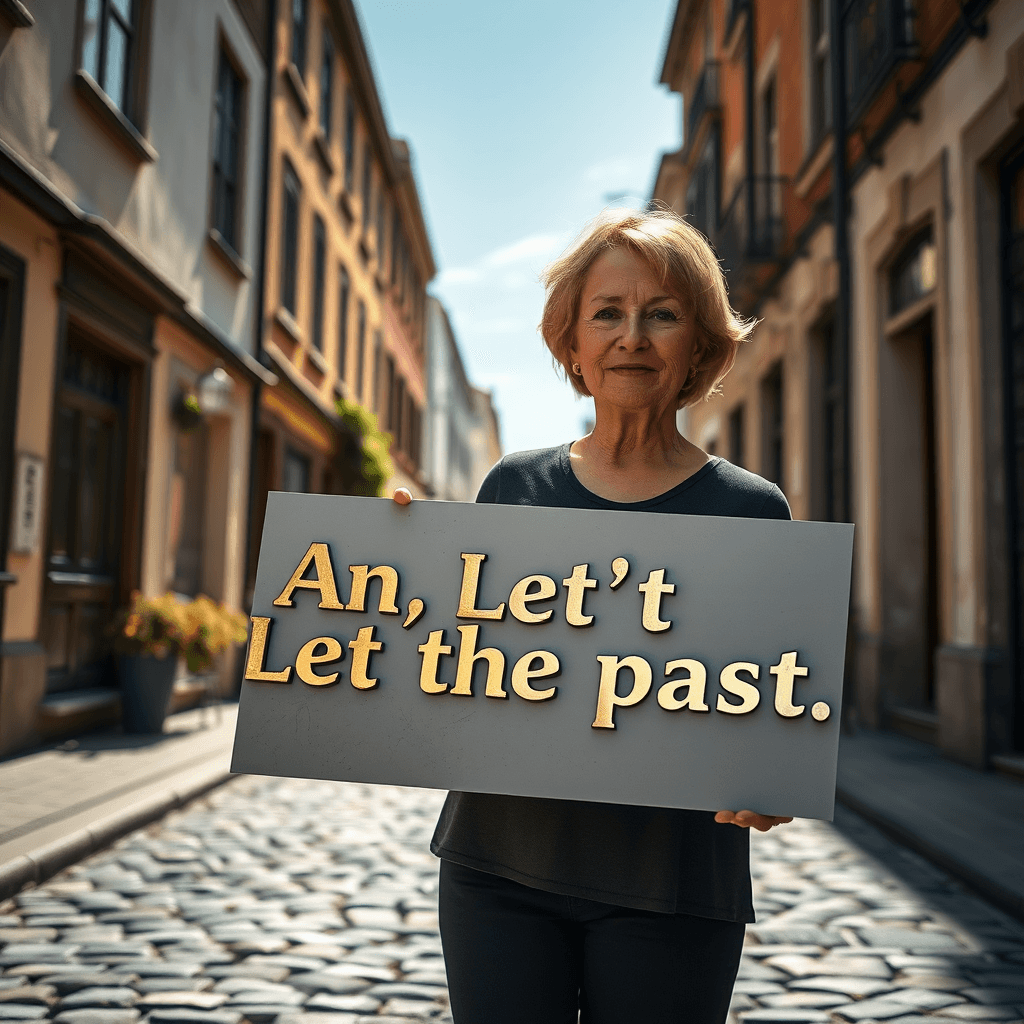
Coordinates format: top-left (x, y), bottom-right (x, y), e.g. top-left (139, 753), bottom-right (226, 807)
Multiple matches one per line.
top-left (652, 0), bottom-right (1024, 772)
top-left (0, 0), bottom-right (273, 753)
top-left (247, 0), bottom-right (435, 602)
top-left (424, 296), bottom-right (502, 502)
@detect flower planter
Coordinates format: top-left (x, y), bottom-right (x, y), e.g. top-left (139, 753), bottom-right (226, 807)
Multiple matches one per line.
top-left (117, 653), bottom-right (177, 734)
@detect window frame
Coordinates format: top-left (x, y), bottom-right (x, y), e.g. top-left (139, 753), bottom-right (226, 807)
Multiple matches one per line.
top-left (355, 299), bottom-right (367, 400)
top-left (319, 26), bottom-right (334, 141)
top-left (343, 89), bottom-right (356, 193)
top-left (311, 214), bottom-right (327, 352)
top-left (280, 159), bottom-right (302, 318)
top-left (337, 263), bottom-right (350, 385)
top-left (290, 0), bottom-right (308, 79)
top-left (209, 34), bottom-right (249, 260)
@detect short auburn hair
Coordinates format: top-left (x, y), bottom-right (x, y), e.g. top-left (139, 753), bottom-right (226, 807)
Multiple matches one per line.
top-left (539, 207), bottom-right (754, 407)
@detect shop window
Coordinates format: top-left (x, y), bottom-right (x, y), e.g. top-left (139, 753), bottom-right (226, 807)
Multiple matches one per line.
top-left (283, 446), bottom-right (310, 493)
top-left (211, 44), bottom-right (246, 254)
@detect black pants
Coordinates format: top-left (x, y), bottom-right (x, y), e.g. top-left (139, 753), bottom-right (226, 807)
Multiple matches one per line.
top-left (438, 860), bottom-right (745, 1024)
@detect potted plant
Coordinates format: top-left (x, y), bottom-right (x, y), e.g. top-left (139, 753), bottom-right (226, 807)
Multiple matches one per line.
top-left (111, 592), bottom-right (248, 733)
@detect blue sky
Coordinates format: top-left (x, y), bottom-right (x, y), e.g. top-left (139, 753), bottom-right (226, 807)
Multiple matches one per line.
top-left (356, 0), bottom-right (681, 455)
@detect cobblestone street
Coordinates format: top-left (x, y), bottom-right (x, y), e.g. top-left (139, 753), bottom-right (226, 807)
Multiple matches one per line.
top-left (0, 775), bottom-right (1021, 1024)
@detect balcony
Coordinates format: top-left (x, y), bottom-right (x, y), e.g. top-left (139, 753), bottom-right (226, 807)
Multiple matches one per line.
top-left (841, 0), bottom-right (917, 122)
top-left (683, 62), bottom-right (721, 163)
top-left (715, 175), bottom-right (791, 304)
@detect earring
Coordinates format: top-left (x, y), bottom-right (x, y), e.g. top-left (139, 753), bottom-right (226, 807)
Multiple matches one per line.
top-left (572, 362), bottom-right (581, 375)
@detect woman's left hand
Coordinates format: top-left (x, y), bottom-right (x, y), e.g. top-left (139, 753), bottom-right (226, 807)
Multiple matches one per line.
top-left (714, 810), bottom-right (793, 832)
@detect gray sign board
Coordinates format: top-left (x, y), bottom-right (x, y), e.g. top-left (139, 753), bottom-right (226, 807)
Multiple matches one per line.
top-left (231, 492), bottom-right (854, 820)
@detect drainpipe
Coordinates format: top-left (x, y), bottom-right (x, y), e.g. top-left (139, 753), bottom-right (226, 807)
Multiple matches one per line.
top-left (744, 0), bottom-right (756, 252)
top-left (243, 0), bottom-right (278, 610)
top-left (829, 0), bottom-right (850, 523)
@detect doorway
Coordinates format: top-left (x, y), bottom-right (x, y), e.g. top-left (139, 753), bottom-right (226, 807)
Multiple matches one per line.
top-left (879, 309), bottom-right (940, 739)
top-left (43, 329), bottom-right (131, 692)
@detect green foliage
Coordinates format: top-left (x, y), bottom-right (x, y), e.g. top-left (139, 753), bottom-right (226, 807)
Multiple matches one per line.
top-left (335, 397), bottom-right (393, 496)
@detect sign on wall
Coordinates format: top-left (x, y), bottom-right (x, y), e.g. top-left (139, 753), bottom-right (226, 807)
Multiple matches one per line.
top-left (232, 492), bottom-right (854, 820)
top-left (10, 453), bottom-right (44, 556)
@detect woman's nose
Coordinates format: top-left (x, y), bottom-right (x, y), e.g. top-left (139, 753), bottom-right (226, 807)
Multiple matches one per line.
top-left (617, 311), bottom-right (649, 348)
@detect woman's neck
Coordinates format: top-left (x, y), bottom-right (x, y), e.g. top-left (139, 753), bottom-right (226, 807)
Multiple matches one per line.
top-left (569, 409), bottom-right (709, 503)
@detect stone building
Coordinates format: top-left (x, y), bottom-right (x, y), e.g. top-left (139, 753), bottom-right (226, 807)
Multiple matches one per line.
top-left (651, 0), bottom-right (1024, 772)
top-left (424, 296), bottom-right (503, 502)
top-left (0, 0), bottom-right (273, 753)
top-left (246, 0), bottom-right (435, 602)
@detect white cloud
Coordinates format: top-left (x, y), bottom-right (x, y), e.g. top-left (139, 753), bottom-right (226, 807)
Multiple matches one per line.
top-left (482, 233), bottom-right (563, 268)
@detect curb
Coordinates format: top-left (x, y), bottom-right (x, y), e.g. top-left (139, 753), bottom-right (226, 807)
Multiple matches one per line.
top-left (835, 785), bottom-right (1024, 923)
top-left (0, 762), bottom-right (234, 902)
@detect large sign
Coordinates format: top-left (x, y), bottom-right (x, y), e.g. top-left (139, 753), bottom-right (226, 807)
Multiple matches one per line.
top-left (231, 492), bottom-right (854, 820)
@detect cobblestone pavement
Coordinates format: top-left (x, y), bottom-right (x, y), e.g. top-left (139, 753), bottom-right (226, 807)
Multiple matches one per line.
top-left (0, 775), bottom-right (1022, 1024)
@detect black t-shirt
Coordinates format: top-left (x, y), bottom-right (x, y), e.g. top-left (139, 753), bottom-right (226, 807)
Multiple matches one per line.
top-left (430, 443), bottom-right (792, 921)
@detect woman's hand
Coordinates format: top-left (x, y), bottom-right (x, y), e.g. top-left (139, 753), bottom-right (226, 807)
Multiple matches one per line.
top-left (714, 810), bottom-right (793, 832)
top-left (392, 488), bottom-right (412, 506)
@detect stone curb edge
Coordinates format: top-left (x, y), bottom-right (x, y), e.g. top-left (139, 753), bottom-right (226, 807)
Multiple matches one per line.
top-left (835, 785), bottom-right (1024, 923)
top-left (0, 761), bottom-right (234, 902)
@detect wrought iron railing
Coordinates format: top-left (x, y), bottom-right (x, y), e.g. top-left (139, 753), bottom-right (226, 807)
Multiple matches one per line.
top-left (716, 175), bottom-right (789, 277)
top-left (684, 61), bottom-right (720, 161)
top-left (841, 0), bottom-right (917, 121)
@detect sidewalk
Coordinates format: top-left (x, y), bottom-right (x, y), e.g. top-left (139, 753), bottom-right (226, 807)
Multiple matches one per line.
top-left (836, 727), bottom-right (1024, 920)
top-left (0, 703), bottom-right (238, 900)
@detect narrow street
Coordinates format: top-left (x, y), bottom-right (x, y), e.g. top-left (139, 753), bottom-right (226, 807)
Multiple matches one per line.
top-left (0, 776), bottom-right (1021, 1023)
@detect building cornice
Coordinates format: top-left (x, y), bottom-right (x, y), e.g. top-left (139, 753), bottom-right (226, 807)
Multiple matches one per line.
top-left (0, 136), bottom-right (277, 387)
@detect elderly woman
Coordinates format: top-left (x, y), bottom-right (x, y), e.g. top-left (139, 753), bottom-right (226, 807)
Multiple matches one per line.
top-left (396, 208), bottom-right (792, 1024)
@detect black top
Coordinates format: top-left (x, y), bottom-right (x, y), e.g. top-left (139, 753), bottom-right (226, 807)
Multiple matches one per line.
top-left (430, 443), bottom-right (792, 921)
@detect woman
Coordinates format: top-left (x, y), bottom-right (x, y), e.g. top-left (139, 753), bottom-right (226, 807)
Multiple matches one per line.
top-left (396, 208), bottom-right (792, 1024)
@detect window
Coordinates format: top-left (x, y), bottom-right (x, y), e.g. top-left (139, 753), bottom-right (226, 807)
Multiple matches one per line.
top-left (686, 135), bottom-right (718, 241)
top-left (728, 404), bottom-right (745, 467)
top-left (290, 0), bottom-right (308, 77)
top-left (889, 228), bottom-right (936, 316)
top-left (81, 0), bottom-right (139, 118)
top-left (391, 217), bottom-right (401, 286)
top-left (319, 29), bottom-right (333, 139)
top-left (283, 446), bottom-right (310, 493)
top-left (311, 215), bottom-right (326, 351)
top-left (211, 45), bottom-right (245, 252)
top-left (343, 90), bottom-right (355, 192)
top-left (280, 160), bottom-right (301, 316)
top-left (384, 354), bottom-right (396, 431)
top-left (376, 194), bottom-right (386, 269)
top-left (817, 318), bottom-right (848, 522)
top-left (841, 0), bottom-right (915, 119)
top-left (355, 299), bottom-right (366, 400)
top-left (337, 264), bottom-right (350, 381)
top-left (362, 148), bottom-right (373, 229)
top-left (810, 0), bottom-right (831, 145)
top-left (761, 364), bottom-right (784, 486)
top-left (372, 330), bottom-right (383, 412)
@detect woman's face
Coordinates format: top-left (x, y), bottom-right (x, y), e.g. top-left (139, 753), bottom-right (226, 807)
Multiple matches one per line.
top-left (571, 247), bottom-right (698, 416)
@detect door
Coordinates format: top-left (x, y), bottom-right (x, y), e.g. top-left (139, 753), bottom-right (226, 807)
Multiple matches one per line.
top-left (1001, 148), bottom-right (1024, 751)
top-left (43, 330), bottom-right (130, 692)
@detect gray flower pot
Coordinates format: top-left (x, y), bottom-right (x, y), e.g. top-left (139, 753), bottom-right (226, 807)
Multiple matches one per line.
top-left (118, 653), bottom-right (177, 733)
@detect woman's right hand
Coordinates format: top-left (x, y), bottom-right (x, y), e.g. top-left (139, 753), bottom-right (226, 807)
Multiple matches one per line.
top-left (392, 488), bottom-right (412, 505)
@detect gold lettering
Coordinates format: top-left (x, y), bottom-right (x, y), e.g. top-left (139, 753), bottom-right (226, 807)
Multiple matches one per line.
top-left (452, 624), bottom-right (507, 698)
top-left (295, 636), bottom-right (343, 686)
top-left (658, 658), bottom-right (709, 711)
top-left (348, 626), bottom-right (384, 690)
top-left (592, 654), bottom-right (652, 729)
top-left (510, 650), bottom-right (560, 701)
top-left (456, 553), bottom-right (506, 620)
top-left (508, 574), bottom-right (557, 624)
top-left (243, 616), bottom-right (292, 683)
top-left (770, 651), bottom-right (809, 717)
top-left (562, 564), bottom-right (598, 627)
top-left (417, 629), bottom-right (453, 694)
top-left (638, 568), bottom-right (675, 633)
top-left (716, 662), bottom-right (761, 714)
top-left (273, 542), bottom-right (345, 609)
top-left (347, 565), bottom-right (401, 614)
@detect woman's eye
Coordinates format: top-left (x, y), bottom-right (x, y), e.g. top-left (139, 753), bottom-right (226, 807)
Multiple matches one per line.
top-left (593, 307), bottom-right (619, 321)
top-left (650, 308), bottom-right (678, 321)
